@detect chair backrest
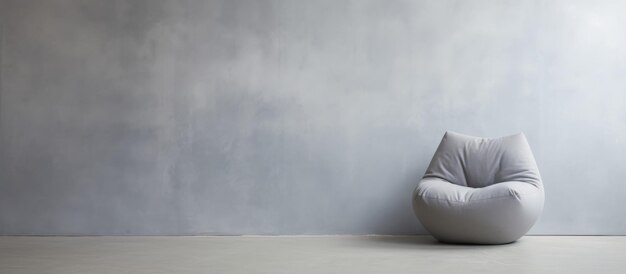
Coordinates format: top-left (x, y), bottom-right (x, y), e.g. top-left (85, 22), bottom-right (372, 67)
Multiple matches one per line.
top-left (423, 131), bottom-right (542, 188)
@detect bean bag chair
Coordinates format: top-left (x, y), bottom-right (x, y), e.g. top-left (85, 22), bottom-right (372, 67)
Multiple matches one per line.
top-left (412, 131), bottom-right (544, 244)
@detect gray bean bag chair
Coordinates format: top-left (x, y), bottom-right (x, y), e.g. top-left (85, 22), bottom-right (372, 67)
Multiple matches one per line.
top-left (412, 131), bottom-right (544, 244)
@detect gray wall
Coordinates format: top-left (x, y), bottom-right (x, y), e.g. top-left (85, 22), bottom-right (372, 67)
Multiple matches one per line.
top-left (1, 0), bottom-right (626, 235)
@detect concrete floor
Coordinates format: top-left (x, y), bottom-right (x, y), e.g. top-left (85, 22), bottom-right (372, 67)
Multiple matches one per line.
top-left (0, 236), bottom-right (624, 274)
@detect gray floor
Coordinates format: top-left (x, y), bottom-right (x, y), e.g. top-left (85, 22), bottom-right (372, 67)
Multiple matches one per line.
top-left (0, 236), bottom-right (624, 274)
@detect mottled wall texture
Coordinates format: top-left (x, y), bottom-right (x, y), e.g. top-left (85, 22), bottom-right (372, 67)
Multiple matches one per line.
top-left (1, 0), bottom-right (626, 235)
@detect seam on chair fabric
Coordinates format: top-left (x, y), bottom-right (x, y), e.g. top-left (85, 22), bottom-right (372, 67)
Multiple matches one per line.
top-left (418, 191), bottom-right (542, 203)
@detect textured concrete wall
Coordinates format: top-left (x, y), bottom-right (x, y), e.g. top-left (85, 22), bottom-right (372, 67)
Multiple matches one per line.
top-left (1, 0), bottom-right (626, 235)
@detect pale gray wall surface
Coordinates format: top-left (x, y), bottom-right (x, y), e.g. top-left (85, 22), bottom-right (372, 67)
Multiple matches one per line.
top-left (1, 0), bottom-right (626, 235)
